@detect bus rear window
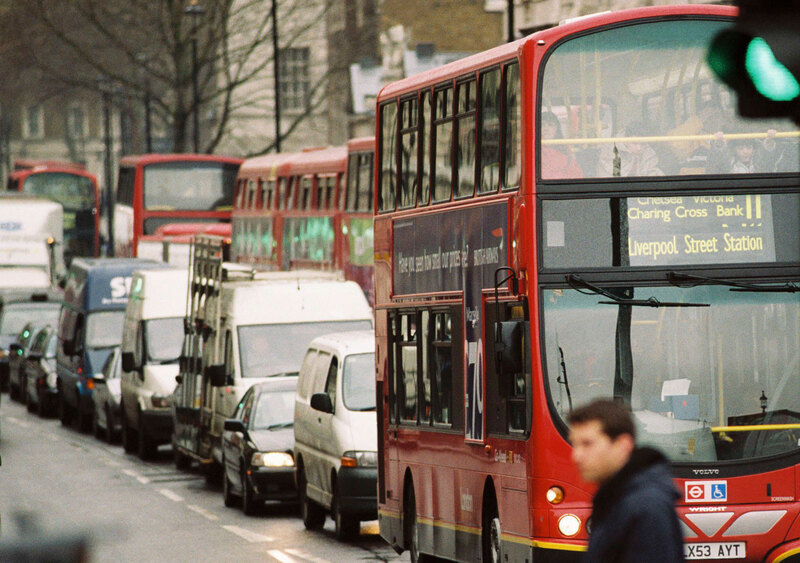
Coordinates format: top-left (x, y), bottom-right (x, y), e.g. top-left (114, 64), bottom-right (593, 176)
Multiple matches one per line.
top-left (540, 19), bottom-right (800, 180)
top-left (143, 162), bottom-right (238, 211)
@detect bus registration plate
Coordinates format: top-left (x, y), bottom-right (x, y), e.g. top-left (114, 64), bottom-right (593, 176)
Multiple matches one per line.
top-left (685, 542), bottom-right (745, 560)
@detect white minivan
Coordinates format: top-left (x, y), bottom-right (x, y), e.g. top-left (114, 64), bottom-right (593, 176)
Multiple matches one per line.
top-left (120, 267), bottom-right (188, 459)
top-left (294, 330), bottom-right (377, 540)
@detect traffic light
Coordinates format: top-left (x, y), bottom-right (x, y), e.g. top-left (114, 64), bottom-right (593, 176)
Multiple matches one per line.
top-left (708, 0), bottom-right (800, 119)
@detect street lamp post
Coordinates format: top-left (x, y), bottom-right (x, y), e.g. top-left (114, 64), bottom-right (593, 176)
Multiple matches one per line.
top-left (185, 0), bottom-right (205, 153)
top-left (96, 76), bottom-right (115, 256)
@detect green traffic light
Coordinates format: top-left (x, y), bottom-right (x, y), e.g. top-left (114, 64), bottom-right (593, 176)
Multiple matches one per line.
top-left (745, 37), bottom-right (800, 101)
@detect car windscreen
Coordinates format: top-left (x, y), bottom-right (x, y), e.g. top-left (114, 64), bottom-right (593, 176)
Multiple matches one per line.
top-left (342, 353), bottom-right (376, 411)
top-left (0, 303), bottom-right (61, 337)
top-left (251, 389), bottom-right (296, 429)
top-left (85, 311), bottom-right (125, 348)
top-left (145, 317), bottom-right (183, 363)
top-left (238, 320), bottom-right (373, 378)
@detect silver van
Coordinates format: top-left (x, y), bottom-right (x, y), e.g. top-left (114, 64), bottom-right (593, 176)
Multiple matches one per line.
top-left (294, 330), bottom-right (376, 540)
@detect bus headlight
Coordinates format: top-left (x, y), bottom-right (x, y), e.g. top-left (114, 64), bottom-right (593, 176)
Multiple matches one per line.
top-left (558, 514), bottom-right (581, 537)
top-left (251, 452), bottom-right (294, 467)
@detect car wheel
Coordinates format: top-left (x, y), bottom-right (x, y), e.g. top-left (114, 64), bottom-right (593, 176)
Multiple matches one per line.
top-left (59, 392), bottom-right (72, 426)
top-left (25, 383), bottom-right (36, 413)
top-left (37, 389), bottom-right (46, 418)
top-left (137, 412), bottom-right (156, 460)
top-left (77, 395), bottom-right (92, 433)
top-left (104, 406), bottom-right (115, 444)
top-left (299, 468), bottom-right (325, 531)
top-left (222, 459), bottom-right (238, 508)
top-left (241, 467), bottom-right (260, 516)
top-left (121, 406), bottom-right (137, 453)
top-left (333, 482), bottom-right (359, 541)
top-left (173, 442), bottom-right (191, 470)
top-left (92, 407), bottom-right (103, 439)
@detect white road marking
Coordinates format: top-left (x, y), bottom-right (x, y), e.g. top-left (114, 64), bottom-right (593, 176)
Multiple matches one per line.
top-left (6, 417), bottom-right (28, 427)
top-left (187, 504), bottom-right (219, 521)
top-left (285, 548), bottom-right (332, 563)
top-left (268, 550), bottom-right (298, 563)
top-left (221, 525), bottom-right (274, 543)
top-left (158, 489), bottom-right (184, 502)
top-left (122, 469), bottom-right (150, 484)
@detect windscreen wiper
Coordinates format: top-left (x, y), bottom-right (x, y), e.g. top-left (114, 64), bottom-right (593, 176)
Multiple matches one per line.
top-left (567, 275), bottom-right (709, 308)
top-left (668, 272), bottom-right (800, 293)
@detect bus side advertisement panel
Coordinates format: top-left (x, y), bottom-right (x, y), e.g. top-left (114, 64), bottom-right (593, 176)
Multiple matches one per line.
top-left (393, 202), bottom-right (508, 441)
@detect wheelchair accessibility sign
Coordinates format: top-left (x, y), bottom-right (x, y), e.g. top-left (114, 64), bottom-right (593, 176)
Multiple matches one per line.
top-left (685, 480), bottom-right (728, 503)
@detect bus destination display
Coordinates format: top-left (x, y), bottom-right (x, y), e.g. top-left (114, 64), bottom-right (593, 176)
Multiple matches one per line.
top-left (627, 195), bottom-right (775, 266)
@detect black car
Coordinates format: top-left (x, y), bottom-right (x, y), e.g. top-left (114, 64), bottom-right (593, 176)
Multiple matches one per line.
top-left (23, 326), bottom-right (59, 417)
top-left (0, 289), bottom-right (61, 392)
top-left (9, 322), bottom-right (54, 403)
top-left (222, 377), bottom-right (298, 515)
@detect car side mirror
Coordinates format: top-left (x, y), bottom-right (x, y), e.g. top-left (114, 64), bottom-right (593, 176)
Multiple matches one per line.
top-left (224, 419), bottom-right (247, 434)
top-left (310, 392), bottom-right (333, 414)
top-left (175, 374), bottom-right (183, 384)
top-left (204, 364), bottom-right (227, 387)
top-left (121, 351), bottom-right (139, 373)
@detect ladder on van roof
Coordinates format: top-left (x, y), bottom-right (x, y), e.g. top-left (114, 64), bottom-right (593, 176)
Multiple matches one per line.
top-left (186, 235), bottom-right (227, 367)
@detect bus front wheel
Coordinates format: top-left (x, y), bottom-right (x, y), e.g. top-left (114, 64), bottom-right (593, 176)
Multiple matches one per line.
top-left (482, 489), bottom-right (501, 563)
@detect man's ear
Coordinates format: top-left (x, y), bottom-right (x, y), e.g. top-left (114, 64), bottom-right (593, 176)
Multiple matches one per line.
top-left (615, 432), bottom-right (636, 455)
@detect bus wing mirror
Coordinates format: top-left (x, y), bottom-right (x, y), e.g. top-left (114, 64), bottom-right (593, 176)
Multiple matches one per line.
top-left (495, 321), bottom-right (525, 375)
top-left (204, 364), bottom-right (227, 387)
top-left (63, 339), bottom-right (77, 357)
top-left (310, 392), bottom-right (333, 414)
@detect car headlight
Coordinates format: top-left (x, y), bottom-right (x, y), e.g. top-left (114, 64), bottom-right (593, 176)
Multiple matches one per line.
top-left (151, 394), bottom-right (173, 408)
top-left (341, 450), bottom-right (378, 468)
top-left (251, 451), bottom-right (294, 467)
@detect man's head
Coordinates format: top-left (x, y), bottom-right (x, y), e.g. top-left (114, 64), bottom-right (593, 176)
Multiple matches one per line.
top-left (568, 399), bottom-right (636, 484)
top-left (732, 138), bottom-right (755, 164)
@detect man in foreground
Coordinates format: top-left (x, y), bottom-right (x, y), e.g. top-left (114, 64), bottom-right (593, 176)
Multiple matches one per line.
top-left (569, 399), bottom-right (684, 563)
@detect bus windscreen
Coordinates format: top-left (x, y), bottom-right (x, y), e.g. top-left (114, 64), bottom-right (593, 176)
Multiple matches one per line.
top-left (540, 19), bottom-right (800, 179)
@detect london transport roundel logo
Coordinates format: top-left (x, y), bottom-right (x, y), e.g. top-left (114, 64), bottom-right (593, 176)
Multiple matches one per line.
top-left (688, 486), bottom-right (704, 499)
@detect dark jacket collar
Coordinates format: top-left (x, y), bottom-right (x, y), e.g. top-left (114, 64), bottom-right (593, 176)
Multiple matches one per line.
top-left (592, 446), bottom-right (669, 524)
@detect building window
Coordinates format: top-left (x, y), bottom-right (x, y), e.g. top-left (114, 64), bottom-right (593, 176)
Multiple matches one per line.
top-left (23, 104), bottom-right (44, 139)
top-left (279, 47), bottom-right (310, 111)
top-left (67, 103), bottom-right (87, 139)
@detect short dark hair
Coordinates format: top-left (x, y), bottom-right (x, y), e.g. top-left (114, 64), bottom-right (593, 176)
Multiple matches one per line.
top-left (568, 399), bottom-right (636, 441)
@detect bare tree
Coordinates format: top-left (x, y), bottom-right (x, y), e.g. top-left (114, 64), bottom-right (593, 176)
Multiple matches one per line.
top-left (1, 0), bottom-right (337, 154)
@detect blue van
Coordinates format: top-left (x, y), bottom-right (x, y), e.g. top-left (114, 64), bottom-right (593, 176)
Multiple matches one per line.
top-left (56, 258), bottom-right (159, 431)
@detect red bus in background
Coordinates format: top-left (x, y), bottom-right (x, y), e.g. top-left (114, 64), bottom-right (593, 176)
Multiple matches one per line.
top-left (232, 138), bottom-right (375, 303)
top-left (137, 222), bottom-right (232, 267)
top-left (7, 162), bottom-right (100, 260)
top-left (113, 154), bottom-right (242, 257)
top-left (373, 5), bottom-right (800, 563)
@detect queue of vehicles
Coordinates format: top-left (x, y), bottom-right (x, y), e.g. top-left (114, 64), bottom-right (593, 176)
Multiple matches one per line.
top-left (0, 232), bottom-right (378, 538)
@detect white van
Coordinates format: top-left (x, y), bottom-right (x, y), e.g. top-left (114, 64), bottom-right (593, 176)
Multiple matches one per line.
top-left (120, 267), bottom-right (187, 459)
top-left (173, 265), bottom-right (374, 478)
top-left (294, 330), bottom-right (377, 541)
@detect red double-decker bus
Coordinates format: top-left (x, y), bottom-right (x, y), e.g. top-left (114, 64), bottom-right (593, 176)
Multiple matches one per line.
top-left (7, 161), bottom-right (100, 260)
top-left (374, 5), bottom-right (800, 562)
top-left (113, 154), bottom-right (242, 257)
top-left (232, 138), bottom-right (375, 303)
